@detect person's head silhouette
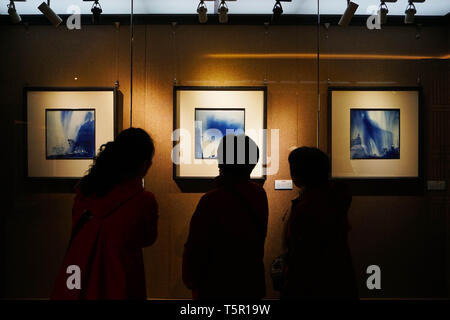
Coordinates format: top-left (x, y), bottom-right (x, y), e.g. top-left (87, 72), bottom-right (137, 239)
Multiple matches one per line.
top-left (217, 134), bottom-right (259, 179)
top-left (288, 147), bottom-right (330, 188)
top-left (79, 127), bottom-right (155, 196)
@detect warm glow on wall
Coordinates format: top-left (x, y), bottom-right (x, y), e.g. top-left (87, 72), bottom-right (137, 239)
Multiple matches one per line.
top-left (206, 53), bottom-right (450, 61)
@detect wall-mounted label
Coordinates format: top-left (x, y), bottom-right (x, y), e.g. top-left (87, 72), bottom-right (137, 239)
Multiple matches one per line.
top-left (427, 180), bottom-right (446, 191)
top-left (275, 180), bottom-right (293, 190)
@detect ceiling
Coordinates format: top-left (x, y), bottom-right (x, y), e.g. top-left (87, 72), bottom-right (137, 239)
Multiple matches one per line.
top-left (1, 0), bottom-right (449, 16)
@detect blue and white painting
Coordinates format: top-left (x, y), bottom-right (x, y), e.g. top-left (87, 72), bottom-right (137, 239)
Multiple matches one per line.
top-left (195, 109), bottom-right (245, 159)
top-left (350, 109), bottom-right (400, 159)
top-left (46, 109), bottom-right (95, 159)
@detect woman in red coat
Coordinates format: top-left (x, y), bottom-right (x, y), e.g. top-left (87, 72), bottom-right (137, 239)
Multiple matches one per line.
top-left (182, 135), bottom-right (268, 300)
top-left (51, 128), bottom-right (158, 300)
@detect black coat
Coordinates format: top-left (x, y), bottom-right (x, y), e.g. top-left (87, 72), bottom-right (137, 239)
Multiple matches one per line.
top-left (183, 177), bottom-right (269, 300)
top-left (281, 182), bottom-right (358, 299)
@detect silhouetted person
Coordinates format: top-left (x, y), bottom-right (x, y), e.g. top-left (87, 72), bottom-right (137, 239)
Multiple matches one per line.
top-left (281, 147), bottom-right (358, 299)
top-left (183, 134), bottom-right (268, 300)
top-left (51, 128), bottom-right (158, 300)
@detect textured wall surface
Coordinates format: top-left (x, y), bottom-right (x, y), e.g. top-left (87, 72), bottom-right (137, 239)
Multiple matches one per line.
top-left (0, 23), bottom-right (448, 299)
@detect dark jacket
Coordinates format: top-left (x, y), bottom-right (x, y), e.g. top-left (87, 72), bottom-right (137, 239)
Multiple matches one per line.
top-left (182, 176), bottom-right (268, 300)
top-left (281, 182), bottom-right (358, 299)
top-left (51, 179), bottom-right (158, 300)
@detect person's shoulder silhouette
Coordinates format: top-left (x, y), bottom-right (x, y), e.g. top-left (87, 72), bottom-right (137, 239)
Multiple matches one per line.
top-left (282, 146), bottom-right (358, 300)
top-left (183, 134), bottom-right (268, 300)
top-left (52, 128), bottom-right (159, 300)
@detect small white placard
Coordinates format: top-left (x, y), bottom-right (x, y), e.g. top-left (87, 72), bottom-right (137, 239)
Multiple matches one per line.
top-left (427, 180), bottom-right (446, 191)
top-left (275, 180), bottom-right (293, 190)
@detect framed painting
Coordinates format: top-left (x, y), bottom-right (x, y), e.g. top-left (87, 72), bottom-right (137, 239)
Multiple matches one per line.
top-left (173, 86), bottom-right (267, 181)
top-left (25, 87), bottom-right (117, 179)
top-left (328, 87), bottom-right (423, 195)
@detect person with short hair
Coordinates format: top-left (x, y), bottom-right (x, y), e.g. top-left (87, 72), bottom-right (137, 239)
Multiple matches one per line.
top-left (183, 134), bottom-right (268, 300)
top-left (281, 147), bottom-right (358, 299)
top-left (51, 128), bottom-right (158, 300)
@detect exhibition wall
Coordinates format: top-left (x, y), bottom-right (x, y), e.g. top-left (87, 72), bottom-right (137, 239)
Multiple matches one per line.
top-left (0, 22), bottom-right (449, 299)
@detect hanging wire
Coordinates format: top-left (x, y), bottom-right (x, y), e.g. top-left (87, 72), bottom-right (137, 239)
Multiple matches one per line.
top-left (144, 24), bottom-right (148, 129)
top-left (172, 22), bottom-right (178, 85)
top-left (115, 22), bottom-right (120, 87)
top-left (264, 22), bottom-right (269, 85)
top-left (130, 0), bottom-right (134, 128)
top-left (316, 0), bottom-right (321, 149)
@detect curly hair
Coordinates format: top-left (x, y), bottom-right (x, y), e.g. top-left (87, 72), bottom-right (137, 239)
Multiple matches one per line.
top-left (78, 127), bottom-right (155, 197)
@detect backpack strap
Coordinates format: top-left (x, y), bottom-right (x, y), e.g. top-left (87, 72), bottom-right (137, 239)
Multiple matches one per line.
top-left (65, 190), bottom-right (144, 256)
top-left (65, 209), bottom-right (93, 256)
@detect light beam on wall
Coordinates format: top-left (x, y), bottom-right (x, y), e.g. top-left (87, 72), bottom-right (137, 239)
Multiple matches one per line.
top-left (205, 52), bottom-right (450, 61)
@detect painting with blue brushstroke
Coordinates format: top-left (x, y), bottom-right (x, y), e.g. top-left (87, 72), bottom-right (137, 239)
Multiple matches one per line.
top-left (195, 108), bottom-right (245, 159)
top-left (46, 109), bottom-right (95, 159)
top-left (350, 109), bottom-right (400, 159)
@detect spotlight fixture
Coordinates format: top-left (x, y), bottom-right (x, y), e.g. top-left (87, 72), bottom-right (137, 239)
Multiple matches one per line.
top-left (272, 0), bottom-right (291, 21)
top-left (7, 0), bottom-right (21, 24)
top-left (218, 0), bottom-right (229, 24)
top-left (378, 0), bottom-right (397, 25)
top-left (197, 0), bottom-right (208, 24)
top-left (338, 1), bottom-right (359, 27)
top-left (404, 1), bottom-right (416, 24)
top-left (91, 0), bottom-right (102, 23)
top-left (38, 1), bottom-right (62, 27)
top-left (379, 1), bottom-right (388, 25)
top-left (273, 1), bottom-right (283, 17)
top-left (83, 0), bottom-right (103, 24)
top-left (405, 0), bottom-right (425, 25)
